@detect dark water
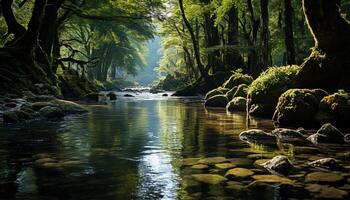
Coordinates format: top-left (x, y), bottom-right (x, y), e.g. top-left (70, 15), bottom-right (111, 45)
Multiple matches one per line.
top-left (0, 93), bottom-right (349, 200)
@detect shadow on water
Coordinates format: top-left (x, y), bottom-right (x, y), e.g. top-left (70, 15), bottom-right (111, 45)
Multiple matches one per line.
top-left (0, 95), bottom-right (349, 199)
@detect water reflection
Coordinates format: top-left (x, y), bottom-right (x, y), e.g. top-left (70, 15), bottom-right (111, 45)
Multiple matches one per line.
top-left (2, 95), bottom-right (343, 199)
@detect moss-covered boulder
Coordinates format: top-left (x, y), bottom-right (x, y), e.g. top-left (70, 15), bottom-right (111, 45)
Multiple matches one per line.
top-left (225, 86), bottom-right (238, 100)
top-left (223, 73), bottom-right (253, 89)
top-left (316, 91), bottom-right (350, 125)
top-left (204, 95), bottom-right (229, 108)
top-left (205, 87), bottom-right (230, 100)
top-left (39, 106), bottom-right (65, 119)
top-left (273, 89), bottom-right (328, 125)
top-left (247, 65), bottom-right (301, 118)
top-left (226, 97), bottom-right (247, 112)
top-left (51, 99), bottom-right (88, 114)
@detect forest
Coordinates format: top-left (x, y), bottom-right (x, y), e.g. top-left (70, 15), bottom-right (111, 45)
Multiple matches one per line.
top-left (1, 0), bottom-right (350, 199)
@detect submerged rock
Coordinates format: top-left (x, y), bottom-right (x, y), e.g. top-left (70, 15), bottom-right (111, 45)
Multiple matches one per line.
top-left (308, 158), bottom-right (344, 171)
top-left (84, 93), bottom-right (100, 102)
top-left (197, 157), bottom-right (227, 165)
top-left (124, 94), bottom-right (135, 97)
top-left (226, 97), bottom-right (246, 112)
top-left (215, 163), bottom-right (236, 170)
top-left (204, 95), bottom-right (229, 108)
top-left (3, 111), bottom-right (19, 124)
top-left (251, 175), bottom-right (294, 185)
top-left (191, 164), bottom-right (209, 170)
top-left (225, 168), bottom-right (254, 179)
top-left (306, 184), bottom-right (349, 199)
top-left (239, 129), bottom-right (276, 144)
top-left (260, 155), bottom-right (294, 176)
top-left (305, 172), bottom-right (345, 184)
top-left (271, 128), bottom-right (304, 142)
top-left (191, 174), bottom-right (227, 185)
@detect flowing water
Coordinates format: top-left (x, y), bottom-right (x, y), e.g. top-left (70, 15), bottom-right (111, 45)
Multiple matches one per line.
top-left (0, 92), bottom-right (350, 200)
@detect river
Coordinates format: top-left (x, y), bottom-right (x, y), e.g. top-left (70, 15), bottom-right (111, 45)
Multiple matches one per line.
top-left (0, 92), bottom-right (349, 199)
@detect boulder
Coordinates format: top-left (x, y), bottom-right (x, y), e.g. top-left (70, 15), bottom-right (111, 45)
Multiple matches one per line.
top-left (247, 65), bottom-right (301, 118)
top-left (205, 87), bottom-right (230, 100)
top-left (51, 99), bottom-right (88, 114)
top-left (31, 102), bottom-right (55, 111)
top-left (305, 172), bottom-right (344, 184)
top-left (307, 123), bottom-right (345, 144)
top-left (239, 129), bottom-right (276, 145)
top-left (260, 155), bottom-right (294, 176)
top-left (226, 97), bottom-right (247, 112)
top-left (308, 158), bottom-right (344, 171)
top-left (251, 175), bottom-right (294, 185)
top-left (84, 93), bottom-right (100, 102)
top-left (273, 89), bottom-right (327, 125)
top-left (305, 184), bottom-right (348, 199)
top-left (204, 95), bottom-right (229, 108)
top-left (316, 91), bottom-right (350, 125)
top-left (162, 93), bottom-right (169, 97)
top-left (225, 86), bottom-right (238, 100)
top-left (223, 73), bottom-right (253, 89)
top-left (107, 92), bottom-right (117, 100)
top-left (271, 128), bottom-right (304, 142)
top-left (197, 157), bottom-right (227, 165)
top-left (39, 106), bottom-right (65, 119)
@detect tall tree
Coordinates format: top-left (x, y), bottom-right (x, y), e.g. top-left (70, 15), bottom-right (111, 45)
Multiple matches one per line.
top-left (284, 0), bottom-right (296, 64)
top-left (260, 0), bottom-right (270, 68)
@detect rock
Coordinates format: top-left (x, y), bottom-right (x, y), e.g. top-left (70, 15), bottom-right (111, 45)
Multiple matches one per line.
top-left (204, 95), bottom-right (229, 108)
top-left (162, 93), bottom-right (169, 97)
top-left (260, 155), bottom-right (294, 176)
top-left (51, 99), bottom-right (88, 114)
top-left (271, 128), bottom-right (304, 142)
top-left (345, 134), bottom-right (350, 143)
top-left (223, 73), bottom-right (253, 89)
top-left (215, 163), bottom-right (236, 170)
top-left (182, 158), bottom-right (201, 166)
top-left (197, 157), bottom-right (227, 165)
top-left (27, 95), bottom-right (56, 102)
top-left (124, 94), bottom-right (135, 97)
top-left (233, 84), bottom-right (248, 98)
top-left (3, 111), bottom-right (19, 123)
top-left (317, 91), bottom-right (350, 125)
top-left (191, 164), bottom-right (209, 170)
top-left (4, 103), bottom-right (16, 108)
top-left (225, 168), bottom-right (254, 179)
top-left (305, 172), bottom-right (345, 184)
top-left (247, 65), bottom-right (301, 118)
top-left (239, 129), bottom-right (276, 145)
top-left (254, 159), bottom-right (270, 167)
top-left (107, 92), bottom-right (117, 100)
top-left (251, 175), bottom-right (294, 185)
top-left (307, 123), bottom-right (345, 144)
top-left (39, 106), bottom-right (65, 119)
top-left (226, 181), bottom-right (245, 191)
top-left (226, 97), bottom-right (247, 112)
top-left (84, 93), bottom-right (100, 102)
top-left (205, 87), bottom-right (230, 100)
top-left (227, 158), bottom-right (253, 167)
top-left (31, 102), bottom-right (55, 111)
top-left (305, 184), bottom-right (348, 199)
top-left (191, 174), bottom-right (227, 185)
top-left (308, 158), bottom-right (344, 171)
top-left (273, 89), bottom-right (326, 125)
top-left (15, 110), bottom-right (33, 120)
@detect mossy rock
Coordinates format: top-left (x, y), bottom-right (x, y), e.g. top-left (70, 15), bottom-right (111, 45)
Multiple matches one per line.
top-left (50, 99), bottom-right (88, 114)
top-left (273, 89), bottom-right (328, 125)
top-left (39, 106), bottom-right (65, 119)
top-left (191, 174), bottom-right (227, 185)
top-left (226, 97), bottom-right (247, 112)
top-left (223, 73), bottom-right (253, 89)
top-left (316, 91), bottom-right (350, 125)
top-left (205, 87), bottom-right (230, 100)
top-left (247, 65), bottom-right (301, 118)
top-left (226, 86), bottom-right (238, 100)
top-left (204, 95), bottom-right (229, 108)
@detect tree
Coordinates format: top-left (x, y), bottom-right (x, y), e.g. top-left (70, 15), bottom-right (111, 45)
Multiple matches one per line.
top-left (283, 0), bottom-right (296, 65)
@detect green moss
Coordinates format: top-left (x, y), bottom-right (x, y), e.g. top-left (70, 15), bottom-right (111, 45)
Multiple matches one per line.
top-left (247, 65), bottom-right (301, 117)
top-left (205, 87), bottom-right (230, 100)
top-left (223, 72), bottom-right (254, 89)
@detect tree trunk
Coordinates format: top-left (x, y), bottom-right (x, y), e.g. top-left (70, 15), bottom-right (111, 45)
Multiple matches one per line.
top-left (260, 0), bottom-right (270, 68)
top-left (226, 5), bottom-right (244, 70)
top-left (0, 0), bottom-right (26, 42)
top-left (178, 0), bottom-right (208, 80)
top-left (284, 0), bottom-right (296, 65)
top-left (297, 0), bottom-right (350, 91)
